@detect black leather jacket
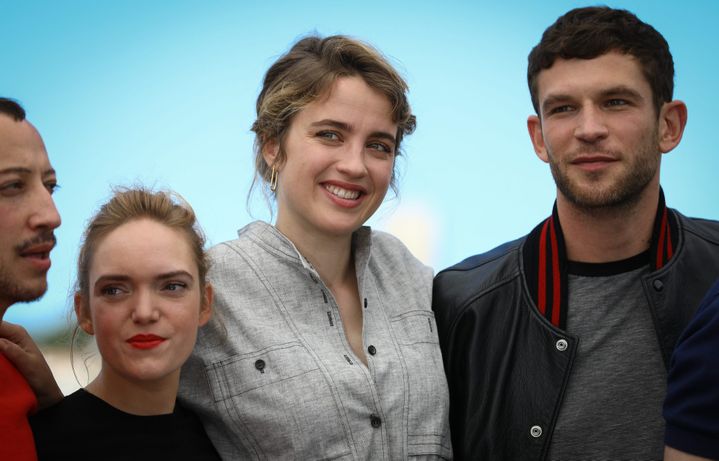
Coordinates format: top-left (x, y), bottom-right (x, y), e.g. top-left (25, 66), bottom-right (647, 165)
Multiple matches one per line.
top-left (433, 210), bottom-right (719, 461)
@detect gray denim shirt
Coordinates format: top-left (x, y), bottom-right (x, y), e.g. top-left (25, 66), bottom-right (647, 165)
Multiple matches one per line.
top-left (180, 221), bottom-right (452, 460)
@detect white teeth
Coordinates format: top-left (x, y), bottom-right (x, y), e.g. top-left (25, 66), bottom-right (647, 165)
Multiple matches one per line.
top-left (325, 184), bottom-right (361, 200)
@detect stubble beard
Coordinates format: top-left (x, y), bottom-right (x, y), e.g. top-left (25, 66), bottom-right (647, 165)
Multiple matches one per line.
top-left (0, 261), bottom-right (49, 307)
top-left (548, 130), bottom-right (661, 212)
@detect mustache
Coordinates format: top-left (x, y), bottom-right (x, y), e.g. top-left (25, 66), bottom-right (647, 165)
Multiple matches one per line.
top-left (16, 231), bottom-right (57, 253)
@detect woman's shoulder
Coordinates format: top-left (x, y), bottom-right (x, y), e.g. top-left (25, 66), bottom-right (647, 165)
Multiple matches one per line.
top-left (367, 228), bottom-right (433, 276)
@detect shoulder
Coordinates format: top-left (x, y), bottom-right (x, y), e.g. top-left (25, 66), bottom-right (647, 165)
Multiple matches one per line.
top-left (30, 390), bottom-right (91, 445)
top-left (664, 279), bottom-right (719, 456)
top-left (675, 210), bottom-right (719, 246)
top-left (370, 229), bottom-right (429, 266)
top-left (434, 237), bottom-right (524, 309)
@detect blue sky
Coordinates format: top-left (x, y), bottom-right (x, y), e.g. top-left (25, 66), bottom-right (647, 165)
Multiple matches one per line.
top-left (2, 1), bottom-right (718, 337)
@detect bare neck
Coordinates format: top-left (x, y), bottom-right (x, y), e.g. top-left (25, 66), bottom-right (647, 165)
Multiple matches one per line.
top-left (277, 225), bottom-right (356, 292)
top-left (557, 186), bottom-right (660, 263)
top-left (87, 366), bottom-right (178, 415)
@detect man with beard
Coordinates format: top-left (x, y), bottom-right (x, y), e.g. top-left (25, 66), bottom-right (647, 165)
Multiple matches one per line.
top-left (0, 97), bottom-right (63, 460)
top-left (433, 7), bottom-right (719, 461)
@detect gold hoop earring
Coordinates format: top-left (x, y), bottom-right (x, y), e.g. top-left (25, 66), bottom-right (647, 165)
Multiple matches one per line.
top-left (269, 166), bottom-right (278, 192)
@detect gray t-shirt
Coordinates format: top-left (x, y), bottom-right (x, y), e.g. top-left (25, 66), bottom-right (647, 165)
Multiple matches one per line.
top-left (548, 262), bottom-right (665, 461)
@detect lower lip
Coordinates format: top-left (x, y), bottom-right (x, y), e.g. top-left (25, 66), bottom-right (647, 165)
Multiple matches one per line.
top-left (127, 339), bottom-right (165, 350)
top-left (322, 186), bottom-right (364, 208)
top-left (22, 255), bottom-right (51, 272)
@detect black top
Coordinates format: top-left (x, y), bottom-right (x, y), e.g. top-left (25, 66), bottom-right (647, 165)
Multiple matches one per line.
top-left (30, 389), bottom-right (221, 461)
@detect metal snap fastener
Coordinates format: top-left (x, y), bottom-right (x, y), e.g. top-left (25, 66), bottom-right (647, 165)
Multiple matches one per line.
top-left (653, 279), bottom-right (664, 292)
top-left (254, 359), bottom-right (265, 373)
top-left (370, 414), bottom-right (382, 428)
top-left (530, 425), bottom-right (542, 438)
top-left (368, 345), bottom-right (376, 355)
top-left (556, 339), bottom-right (568, 351)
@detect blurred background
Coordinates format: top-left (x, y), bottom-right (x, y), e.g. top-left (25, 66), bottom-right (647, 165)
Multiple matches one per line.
top-left (2, 0), bottom-right (718, 393)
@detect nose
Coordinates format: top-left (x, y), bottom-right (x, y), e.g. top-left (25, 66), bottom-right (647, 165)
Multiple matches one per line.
top-left (574, 106), bottom-right (609, 143)
top-left (131, 290), bottom-right (160, 324)
top-left (28, 184), bottom-right (61, 231)
top-left (336, 142), bottom-right (368, 178)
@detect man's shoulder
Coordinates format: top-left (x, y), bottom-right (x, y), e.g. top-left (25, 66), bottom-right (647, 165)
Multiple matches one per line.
top-left (434, 236), bottom-right (525, 309)
top-left (676, 211), bottom-right (719, 245)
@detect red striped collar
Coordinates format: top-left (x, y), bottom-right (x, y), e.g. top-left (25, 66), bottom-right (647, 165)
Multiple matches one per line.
top-left (522, 189), bottom-right (678, 330)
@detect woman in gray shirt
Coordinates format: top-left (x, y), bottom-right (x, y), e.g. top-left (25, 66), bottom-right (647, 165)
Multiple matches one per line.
top-left (180, 35), bottom-right (451, 460)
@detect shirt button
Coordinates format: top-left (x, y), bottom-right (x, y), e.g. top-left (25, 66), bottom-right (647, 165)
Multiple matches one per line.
top-left (254, 359), bottom-right (265, 372)
top-left (653, 280), bottom-right (664, 292)
top-left (368, 345), bottom-right (377, 355)
top-left (530, 425), bottom-right (542, 438)
top-left (555, 339), bottom-right (568, 351)
top-left (370, 415), bottom-right (382, 428)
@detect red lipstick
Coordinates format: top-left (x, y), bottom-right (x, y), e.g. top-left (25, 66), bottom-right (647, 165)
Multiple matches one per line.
top-left (127, 334), bottom-right (166, 350)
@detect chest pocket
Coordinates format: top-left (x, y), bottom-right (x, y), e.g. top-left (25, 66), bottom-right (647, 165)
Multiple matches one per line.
top-left (391, 311), bottom-right (452, 458)
top-left (205, 342), bottom-right (352, 460)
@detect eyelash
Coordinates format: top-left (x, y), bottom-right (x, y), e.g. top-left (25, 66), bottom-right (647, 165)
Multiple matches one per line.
top-left (164, 282), bottom-right (187, 292)
top-left (316, 131), bottom-right (394, 154)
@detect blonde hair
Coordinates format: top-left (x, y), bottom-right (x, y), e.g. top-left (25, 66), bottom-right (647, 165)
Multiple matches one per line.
top-left (76, 187), bottom-right (209, 301)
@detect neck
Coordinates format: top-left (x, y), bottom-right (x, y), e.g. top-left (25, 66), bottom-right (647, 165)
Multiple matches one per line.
top-left (87, 366), bottom-right (178, 415)
top-left (275, 224), bottom-right (356, 291)
top-left (557, 185), bottom-right (659, 263)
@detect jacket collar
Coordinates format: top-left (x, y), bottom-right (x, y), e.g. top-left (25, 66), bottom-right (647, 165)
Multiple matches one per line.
top-left (521, 189), bottom-right (678, 330)
top-left (242, 220), bottom-right (373, 284)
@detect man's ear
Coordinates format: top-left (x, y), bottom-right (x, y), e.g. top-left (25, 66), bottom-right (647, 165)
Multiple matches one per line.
top-left (74, 293), bottom-right (94, 335)
top-left (658, 100), bottom-right (688, 154)
top-left (527, 115), bottom-right (549, 163)
top-left (261, 138), bottom-right (281, 170)
top-left (198, 283), bottom-right (213, 327)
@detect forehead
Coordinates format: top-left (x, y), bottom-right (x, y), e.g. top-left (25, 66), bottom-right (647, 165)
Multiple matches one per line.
top-left (91, 219), bottom-right (197, 276)
top-left (536, 51), bottom-right (651, 101)
top-left (0, 116), bottom-right (52, 172)
top-left (300, 76), bottom-right (395, 125)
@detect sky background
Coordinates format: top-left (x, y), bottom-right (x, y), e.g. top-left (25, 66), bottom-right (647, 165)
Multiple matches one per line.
top-left (2, 0), bottom-right (718, 339)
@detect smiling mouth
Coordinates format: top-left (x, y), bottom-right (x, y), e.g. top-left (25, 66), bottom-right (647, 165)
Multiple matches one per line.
top-left (324, 184), bottom-right (362, 200)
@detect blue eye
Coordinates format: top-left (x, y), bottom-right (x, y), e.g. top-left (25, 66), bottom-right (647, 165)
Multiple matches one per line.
top-left (164, 282), bottom-right (187, 292)
top-left (317, 131), bottom-right (340, 141)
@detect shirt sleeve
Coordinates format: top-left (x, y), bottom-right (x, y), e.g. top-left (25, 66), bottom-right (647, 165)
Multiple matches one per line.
top-left (663, 279), bottom-right (719, 459)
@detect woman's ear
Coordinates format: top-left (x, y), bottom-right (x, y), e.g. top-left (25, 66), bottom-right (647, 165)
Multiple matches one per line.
top-left (74, 293), bottom-right (94, 335)
top-left (261, 138), bottom-right (280, 170)
top-left (198, 283), bottom-right (213, 327)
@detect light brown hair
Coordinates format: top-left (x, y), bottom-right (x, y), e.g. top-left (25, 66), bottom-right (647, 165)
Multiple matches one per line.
top-left (251, 34), bottom-right (416, 198)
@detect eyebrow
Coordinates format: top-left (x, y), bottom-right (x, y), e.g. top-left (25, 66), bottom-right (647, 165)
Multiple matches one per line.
top-left (310, 119), bottom-right (397, 145)
top-left (0, 167), bottom-right (56, 177)
top-left (93, 270), bottom-right (195, 287)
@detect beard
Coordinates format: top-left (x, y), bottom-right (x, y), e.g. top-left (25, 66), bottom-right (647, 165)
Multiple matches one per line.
top-left (548, 130), bottom-right (660, 211)
top-left (0, 231), bottom-right (55, 306)
top-left (0, 265), bottom-right (48, 305)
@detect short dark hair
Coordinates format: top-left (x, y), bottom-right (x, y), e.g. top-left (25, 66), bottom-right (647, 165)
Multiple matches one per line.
top-left (0, 98), bottom-right (26, 121)
top-left (527, 6), bottom-right (674, 115)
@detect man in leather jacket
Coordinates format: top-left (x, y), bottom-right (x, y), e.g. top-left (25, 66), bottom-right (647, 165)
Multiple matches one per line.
top-left (433, 7), bottom-right (719, 460)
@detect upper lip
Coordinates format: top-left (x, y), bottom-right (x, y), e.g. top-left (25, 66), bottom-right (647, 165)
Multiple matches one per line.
top-left (127, 334), bottom-right (165, 342)
top-left (18, 241), bottom-right (55, 256)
